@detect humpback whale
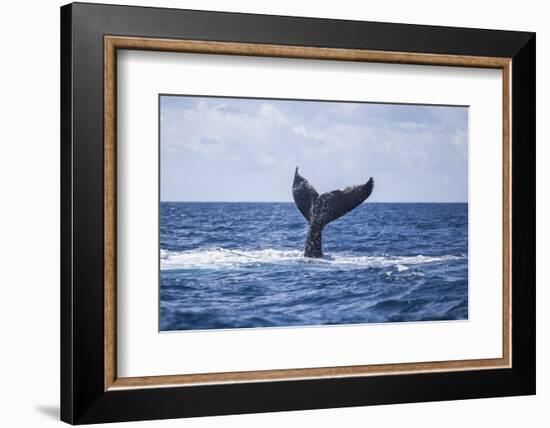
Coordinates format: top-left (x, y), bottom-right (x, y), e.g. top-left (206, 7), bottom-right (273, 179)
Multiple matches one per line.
top-left (292, 167), bottom-right (374, 258)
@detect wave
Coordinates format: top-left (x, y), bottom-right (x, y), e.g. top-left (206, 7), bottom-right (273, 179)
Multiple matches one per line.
top-left (160, 247), bottom-right (464, 271)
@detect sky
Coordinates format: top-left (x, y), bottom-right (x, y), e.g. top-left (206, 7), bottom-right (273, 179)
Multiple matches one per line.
top-left (160, 95), bottom-right (468, 202)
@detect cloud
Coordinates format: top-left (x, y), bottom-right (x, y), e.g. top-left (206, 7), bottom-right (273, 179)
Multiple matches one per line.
top-left (160, 96), bottom-right (468, 202)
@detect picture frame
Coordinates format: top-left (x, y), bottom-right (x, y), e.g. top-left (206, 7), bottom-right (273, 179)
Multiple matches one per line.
top-left (60, 2), bottom-right (535, 424)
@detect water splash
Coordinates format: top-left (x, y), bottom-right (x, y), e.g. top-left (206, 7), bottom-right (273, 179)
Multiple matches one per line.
top-left (160, 247), bottom-right (463, 271)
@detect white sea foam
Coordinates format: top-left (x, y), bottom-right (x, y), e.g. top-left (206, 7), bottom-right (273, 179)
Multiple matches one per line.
top-left (160, 248), bottom-right (463, 271)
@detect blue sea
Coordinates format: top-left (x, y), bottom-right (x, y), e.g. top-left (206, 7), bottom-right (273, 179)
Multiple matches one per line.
top-left (160, 202), bottom-right (468, 331)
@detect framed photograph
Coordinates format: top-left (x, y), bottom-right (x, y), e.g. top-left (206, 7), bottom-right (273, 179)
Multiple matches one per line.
top-left (60, 2), bottom-right (535, 424)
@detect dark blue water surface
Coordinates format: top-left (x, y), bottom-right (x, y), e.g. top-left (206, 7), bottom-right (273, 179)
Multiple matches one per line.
top-left (160, 202), bottom-right (468, 331)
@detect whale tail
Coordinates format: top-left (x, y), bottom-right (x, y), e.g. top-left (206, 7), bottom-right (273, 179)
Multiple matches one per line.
top-left (292, 167), bottom-right (374, 258)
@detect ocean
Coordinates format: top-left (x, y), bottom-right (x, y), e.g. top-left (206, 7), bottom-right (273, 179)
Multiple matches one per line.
top-left (160, 202), bottom-right (468, 331)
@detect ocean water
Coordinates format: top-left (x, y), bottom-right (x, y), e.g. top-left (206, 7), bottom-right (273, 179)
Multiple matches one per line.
top-left (160, 202), bottom-right (468, 331)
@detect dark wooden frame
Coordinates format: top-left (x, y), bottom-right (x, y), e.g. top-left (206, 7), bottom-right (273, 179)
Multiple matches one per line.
top-left (61, 2), bottom-right (536, 424)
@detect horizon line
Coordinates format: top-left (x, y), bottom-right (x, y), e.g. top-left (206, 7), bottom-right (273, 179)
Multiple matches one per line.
top-left (160, 200), bottom-right (468, 204)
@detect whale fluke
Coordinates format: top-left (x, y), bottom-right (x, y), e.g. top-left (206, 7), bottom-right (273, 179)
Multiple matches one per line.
top-left (292, 167), bottom-right (374, 258)
top-left (292, 167), bottom-right (319, 222)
